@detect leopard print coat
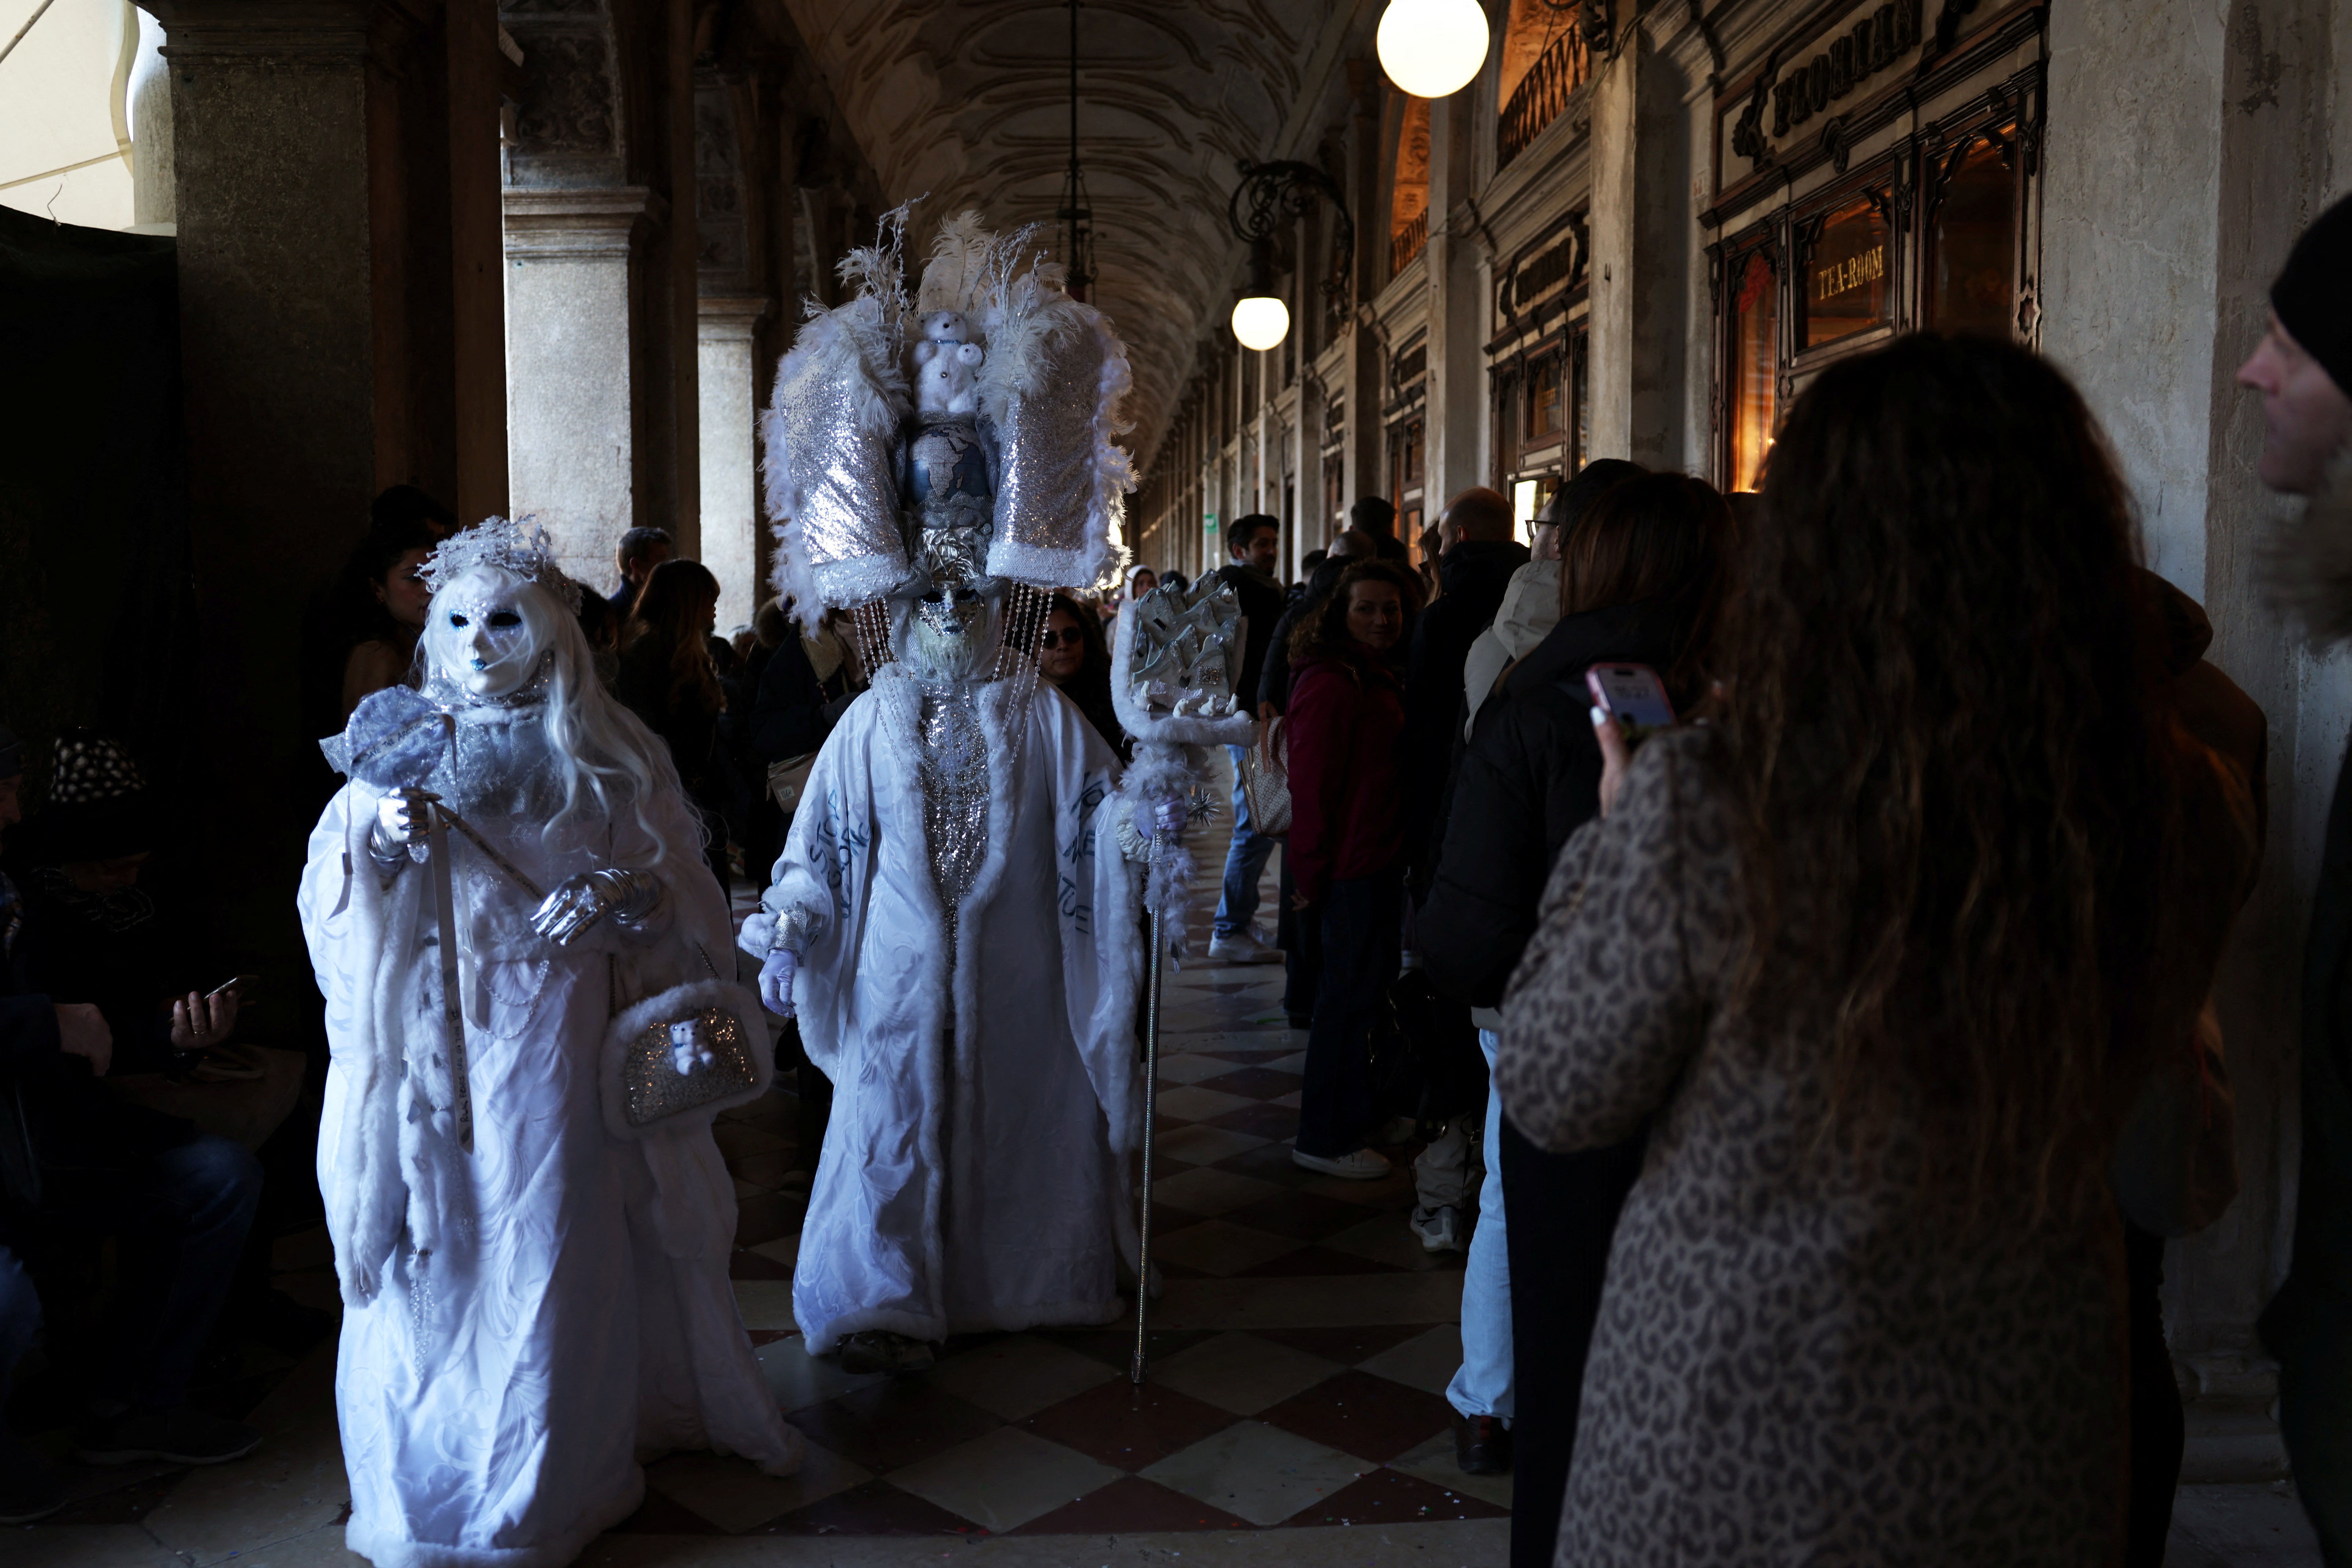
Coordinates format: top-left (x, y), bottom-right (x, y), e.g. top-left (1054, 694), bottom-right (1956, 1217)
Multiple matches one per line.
top-left (1496, 729), bottom-right (2130, 1568)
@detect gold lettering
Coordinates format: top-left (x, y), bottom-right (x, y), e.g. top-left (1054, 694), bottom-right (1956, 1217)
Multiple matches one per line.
top-left (1813, 243), bottom-right (1885, 304)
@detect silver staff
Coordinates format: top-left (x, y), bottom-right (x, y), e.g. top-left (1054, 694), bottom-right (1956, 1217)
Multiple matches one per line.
top-left (1130, 819), bottom-right (1169, 1386)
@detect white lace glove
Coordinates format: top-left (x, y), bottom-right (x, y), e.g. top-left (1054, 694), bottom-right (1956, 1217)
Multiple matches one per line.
top-left (1151, 794), bottom-right (1188, 839)
top-left (760, 947), bottom-right (799, 1018)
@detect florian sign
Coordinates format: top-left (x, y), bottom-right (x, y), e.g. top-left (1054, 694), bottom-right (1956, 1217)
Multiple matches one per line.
top-left (1721, 0), bottom-right (1927, 178)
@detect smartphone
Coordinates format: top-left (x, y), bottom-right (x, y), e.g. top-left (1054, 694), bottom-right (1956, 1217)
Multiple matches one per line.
top-left (1585, 663), bottom-right (1677, 733)
top-left (207, 974), bottom-right (261, 1003)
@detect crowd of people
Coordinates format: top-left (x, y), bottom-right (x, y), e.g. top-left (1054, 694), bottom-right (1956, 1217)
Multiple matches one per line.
top-left (0, 194), bottom-right (2345, 1568)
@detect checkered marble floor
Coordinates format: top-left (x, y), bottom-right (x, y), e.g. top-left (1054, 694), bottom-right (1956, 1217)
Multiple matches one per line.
top-left (16, 757), bottom-right (1504, 1566)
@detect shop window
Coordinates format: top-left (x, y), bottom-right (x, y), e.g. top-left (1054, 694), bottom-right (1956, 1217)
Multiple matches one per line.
top-left (1512, 474), bottom-right (1559, 546)
top-left (1728, 249), bottom-right (1778, 493)
top-left (1801, 191), bottom-right (1891, 351)
top-left (1526, 353), bottom-right (1562, 445)
top-left (1927, 123), bottom-right (2018, 339)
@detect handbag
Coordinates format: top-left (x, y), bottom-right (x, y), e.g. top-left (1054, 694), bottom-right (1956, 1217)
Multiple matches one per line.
top-left (767, 752), bottom-right (820, 814)
top-left (1238, 715), bottom-right (1292, 839)
top-left (601, 944), bottom-right (771, 1138)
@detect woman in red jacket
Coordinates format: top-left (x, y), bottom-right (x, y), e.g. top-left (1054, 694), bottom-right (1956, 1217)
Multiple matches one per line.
top-left (1283, 564), bottom-right (1409, 1179)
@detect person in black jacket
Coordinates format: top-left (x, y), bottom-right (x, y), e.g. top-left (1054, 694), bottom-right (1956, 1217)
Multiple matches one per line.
top-left (1401, 489), bottom-right (1529, 894)
top-left (1350, 495), bottom-right (1411, 565)
top-left (0, 723), bottom-right (263, 1523)
top-left (618, 558), bottom-right (730, 892)
top-left (1209, 515), bottom-right (1287, 963)
top-left (1417, 473), bottom-right (1730, 1547)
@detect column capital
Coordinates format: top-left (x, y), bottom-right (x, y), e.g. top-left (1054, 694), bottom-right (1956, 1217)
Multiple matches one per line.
top-left (502, 186), bottom-right (666, 260)
top-left (150, 0), bottom-right (375, 60)
top-left (696, 294), bottom-right (771, 342)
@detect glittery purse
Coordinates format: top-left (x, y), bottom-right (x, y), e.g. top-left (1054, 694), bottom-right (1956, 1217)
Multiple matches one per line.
top-left (600, 946), bottom-right (771, 1138)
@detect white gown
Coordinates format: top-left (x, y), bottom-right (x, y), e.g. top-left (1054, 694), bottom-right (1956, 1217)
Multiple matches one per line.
top-left (742, 670), bottom-right (1143, 1352)
top-left (299, 707), bottom-right (802, 1568)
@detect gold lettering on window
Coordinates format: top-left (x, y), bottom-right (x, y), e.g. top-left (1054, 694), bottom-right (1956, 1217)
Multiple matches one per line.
top-left (1813, 243), bottom-right (1886, 304)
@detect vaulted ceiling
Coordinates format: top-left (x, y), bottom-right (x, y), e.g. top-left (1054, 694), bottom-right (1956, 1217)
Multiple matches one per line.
top-left (780, 0), bottom-right (1346, 471)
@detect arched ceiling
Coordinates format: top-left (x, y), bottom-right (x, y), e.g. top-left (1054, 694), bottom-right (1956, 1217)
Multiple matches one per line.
top-left (779, 0), bottom-right (1343, 470)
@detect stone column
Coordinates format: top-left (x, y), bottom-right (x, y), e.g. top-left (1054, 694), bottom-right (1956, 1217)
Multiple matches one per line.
top-left (154, 1), bottom-right (375, 749)
top-left (502, 185), bottom-right (663, 592)
top-left (1587, 27), bottom-right (1693, 468)
top-left (2041, 0), bottom-right (2339, 1420)
top-left (697, 294), bottom-right (768, 630)
top-left (1424, 88), bottom-right (1485, 508)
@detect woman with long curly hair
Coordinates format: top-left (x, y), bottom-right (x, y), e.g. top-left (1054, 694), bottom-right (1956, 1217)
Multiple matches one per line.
top-left (1495, 335), bottom-right (2257, 1565)
top-left (618, 558), bottom-right (730, 891)
top-left (1283, 562), bottom-right (1411, 1179)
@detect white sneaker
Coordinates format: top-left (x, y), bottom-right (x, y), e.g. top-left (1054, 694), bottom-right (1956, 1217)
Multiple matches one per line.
top-left (1410, 1204), bottom-right (1464, 1253)
top-left (1208, 930), bottom-right (1283, 965)
top-left (1292, 1146), bottom-right (1393, 1180)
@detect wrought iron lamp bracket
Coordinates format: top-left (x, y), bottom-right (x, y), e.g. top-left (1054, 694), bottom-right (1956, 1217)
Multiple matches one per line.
top-left (1227, 158), bottom-right (1356, 314)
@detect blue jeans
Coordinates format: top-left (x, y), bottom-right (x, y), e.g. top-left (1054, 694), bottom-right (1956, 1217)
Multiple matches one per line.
top-left (1446, 1030), bottom-right (1513, 1423)
top-left (0, 1246), bottom-right (38, 1390)
top-left (1215, 744), bottom-right (1278, 939)
top-left (46, 1134), bottom-right (262, 1407)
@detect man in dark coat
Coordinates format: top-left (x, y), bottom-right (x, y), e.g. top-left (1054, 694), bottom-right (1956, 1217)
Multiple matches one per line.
top-left (1350, 495), bottom-right (1410, 565)
top-left (606, 525), bottom-right (674, 622)
top-left (1209, 515), bottom-right (1289, 964)
top-left (2246, 191), bottom-right (2352, 1568)
top-left (1401, 489), bottom-right (1528, 893)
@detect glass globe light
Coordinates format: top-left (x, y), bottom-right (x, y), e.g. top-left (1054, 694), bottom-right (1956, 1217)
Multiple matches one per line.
top-left (1376, 0), bottom-right (1490, 99)
top-left (1231, 295), bottom-right (1291, 352)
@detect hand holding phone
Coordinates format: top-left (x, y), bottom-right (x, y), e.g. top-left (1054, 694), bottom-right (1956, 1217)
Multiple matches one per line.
top-left (1585, 663), bottom-right (1675, 820)
top-left (1584, 663), bottom-right (1676, 733)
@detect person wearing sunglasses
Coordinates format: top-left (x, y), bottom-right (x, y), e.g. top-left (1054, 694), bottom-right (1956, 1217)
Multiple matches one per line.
top-left (1038, 594), bottom-right (1127, 760)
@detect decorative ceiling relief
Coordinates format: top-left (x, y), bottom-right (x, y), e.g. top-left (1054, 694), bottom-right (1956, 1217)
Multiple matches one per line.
top-left (780, 0), bottom-right (1335, 467)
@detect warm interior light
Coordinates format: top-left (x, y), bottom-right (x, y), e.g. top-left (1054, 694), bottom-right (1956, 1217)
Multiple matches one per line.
top-left (1376, 0), bottom-right (1490, 99)
top-left (1231, 295), bottom-right (1290, 352)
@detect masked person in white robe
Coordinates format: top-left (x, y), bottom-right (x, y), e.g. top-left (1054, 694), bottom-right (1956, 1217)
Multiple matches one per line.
top-left (300, 518), bottom-right (803, 1568)
top-left (742, 211), bottom-right (1188, 1375)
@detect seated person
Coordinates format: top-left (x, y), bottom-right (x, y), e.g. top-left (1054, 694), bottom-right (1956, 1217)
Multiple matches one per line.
top-left (0, 723), bottom-right (260, 1525)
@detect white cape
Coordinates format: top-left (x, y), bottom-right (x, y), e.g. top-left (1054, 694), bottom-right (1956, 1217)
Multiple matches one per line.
top-left (300, 725), bottom-right (802, 1568)
top-left (744, 671), bottom-right (1143, 1352)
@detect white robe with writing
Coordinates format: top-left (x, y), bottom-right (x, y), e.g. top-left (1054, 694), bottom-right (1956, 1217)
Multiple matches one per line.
top-left (744, 670), bottom-right (1142, 1352)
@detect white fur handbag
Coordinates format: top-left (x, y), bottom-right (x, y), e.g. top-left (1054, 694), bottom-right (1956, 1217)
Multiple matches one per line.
top-left (1238, 715), bottom-right (1292, 839)
top-left (601, 945), bottom-right (771, 1138)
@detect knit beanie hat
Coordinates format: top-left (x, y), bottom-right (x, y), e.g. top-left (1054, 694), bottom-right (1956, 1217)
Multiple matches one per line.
top-left (2272, 192), bottom-right (2352, 400)
top-left (29, 730), bottom-right (154, 863)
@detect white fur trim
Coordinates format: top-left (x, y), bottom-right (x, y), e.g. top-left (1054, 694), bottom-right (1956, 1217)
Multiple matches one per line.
top-left (599, 976), bottom-right (775, 1141)
top-left (811, 555), bottom-right (906, 610)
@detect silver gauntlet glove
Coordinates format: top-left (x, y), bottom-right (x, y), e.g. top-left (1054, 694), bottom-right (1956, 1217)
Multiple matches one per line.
top-left (530, 867), bottom-right (662, 947)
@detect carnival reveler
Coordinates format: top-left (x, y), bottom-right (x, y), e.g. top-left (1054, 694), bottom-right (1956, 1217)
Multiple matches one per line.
top-left (300, 517), bottom-right (803, 1568)
top-left (743, 212), bottom-right (1170, 1375)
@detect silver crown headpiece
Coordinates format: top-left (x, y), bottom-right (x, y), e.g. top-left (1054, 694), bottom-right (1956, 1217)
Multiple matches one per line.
top-left (420, 515), bottom-right (582, 612)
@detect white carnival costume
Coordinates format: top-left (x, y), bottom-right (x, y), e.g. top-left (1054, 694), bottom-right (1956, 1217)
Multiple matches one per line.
top-left (744, 212), bottom-right (1212, 1364)
top-left (300, 520), bottom-right (803, 1568)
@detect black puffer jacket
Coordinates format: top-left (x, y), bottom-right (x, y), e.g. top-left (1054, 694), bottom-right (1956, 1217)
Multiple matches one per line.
top-left (1214, 562), bottom-right (1288, 717)
top-left (1419, 596), bottom-right (1691, 1009)
top-left (1402, 538), bottom-right (1529, 879)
